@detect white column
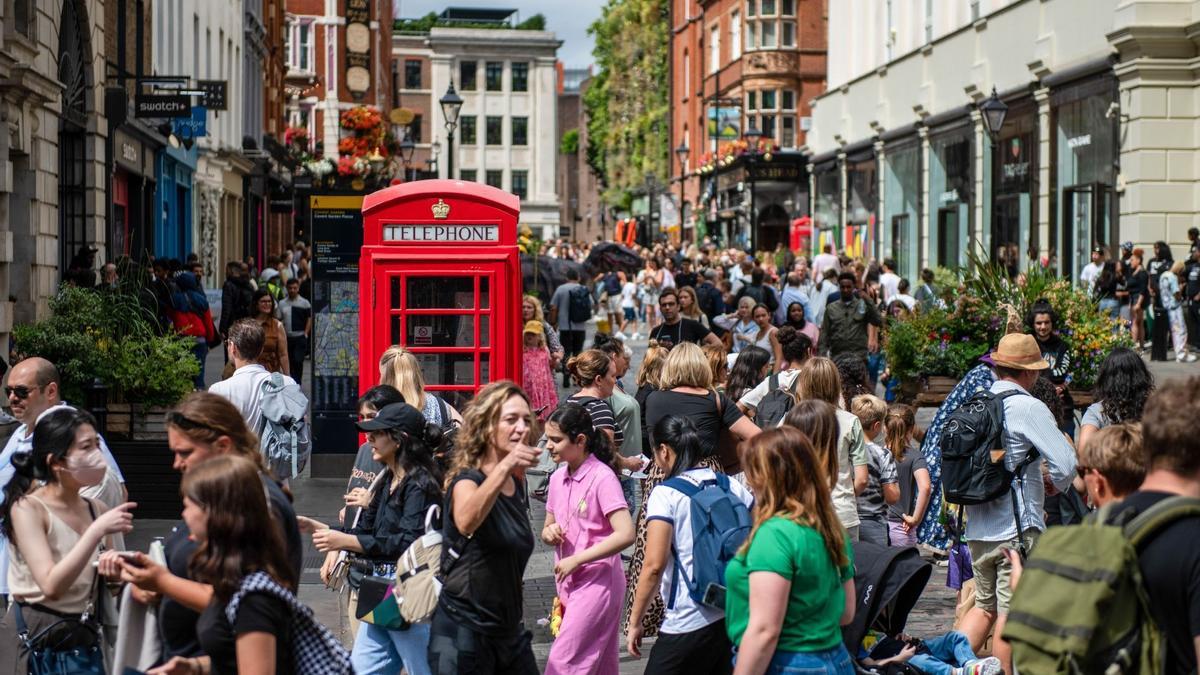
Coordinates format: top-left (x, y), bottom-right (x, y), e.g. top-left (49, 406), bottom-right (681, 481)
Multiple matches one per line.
top-left (1034, 87), bottom-right (1051, 263)
top-left (919, 126), bottom-right (931, 267)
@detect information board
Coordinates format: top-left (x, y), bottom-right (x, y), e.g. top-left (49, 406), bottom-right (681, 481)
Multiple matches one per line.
top-left (310, 195), bottom-right (364, 451)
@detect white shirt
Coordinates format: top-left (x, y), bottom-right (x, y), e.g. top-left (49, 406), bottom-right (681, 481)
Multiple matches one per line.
top-left (879, 272), bottom-right (901, 302)
top-left (737, 369), bottom-right (801, 411)
top-left (812, 253), bottom-right (840, 280)
top-left (892, 293), bottom-right (917, 311)
top-left (620, 281), bottom-right (637, 308)
top-left (208, 363), bottom-right (287, 433)
top-left (645, 468), bottom-right (754, 633)
top-left (1080, 262), bottom-right (1102, 290)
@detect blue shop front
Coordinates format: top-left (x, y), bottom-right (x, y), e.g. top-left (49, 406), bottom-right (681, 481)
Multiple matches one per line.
top-left (155, 145), bottom-right (197, 261)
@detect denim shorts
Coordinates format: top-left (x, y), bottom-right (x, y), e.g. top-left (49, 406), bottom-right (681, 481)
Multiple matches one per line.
top-left (740, 645), bottom-right (854, 675)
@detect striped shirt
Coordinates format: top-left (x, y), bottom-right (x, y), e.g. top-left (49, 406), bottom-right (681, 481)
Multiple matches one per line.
top-left (964, 380), bottom-right (1077, 542)
top-left (569, 394), bottom-right (624, 448)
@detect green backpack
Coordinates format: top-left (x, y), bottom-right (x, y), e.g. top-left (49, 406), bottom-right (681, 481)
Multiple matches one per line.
top-left (1003, 496), bottom-right (1200, 675)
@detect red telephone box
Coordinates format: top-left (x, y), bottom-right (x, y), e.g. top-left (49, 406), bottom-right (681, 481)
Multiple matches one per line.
top-left (359, 180), bottom-right (522, 406)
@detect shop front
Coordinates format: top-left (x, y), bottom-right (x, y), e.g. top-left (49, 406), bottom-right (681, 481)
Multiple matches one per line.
top-left (1053, 75), bottom-right (1118, 280)
top-left (112, 129), bottom-right (158, 260)
top-left (811, 157), bottom-right (841, 257)
top-left (845, 145), bottom-right (876, 261)
top-left (155, 146), bottom-right (197, 261)
top-left (991, 97), bottom-right (1038, 276)
top-left (745, 152), bottom-right (808, 252)
top-left (927, 122), bottom-right (973, 269)
top-left (882, 135), bottom-right (922, 281)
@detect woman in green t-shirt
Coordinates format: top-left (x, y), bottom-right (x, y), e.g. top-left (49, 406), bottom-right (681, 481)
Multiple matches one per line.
top-left (725, 426), bottom-right (856, 674)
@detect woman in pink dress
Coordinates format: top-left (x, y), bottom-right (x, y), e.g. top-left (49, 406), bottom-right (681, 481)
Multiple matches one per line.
top-left (523, 320), bottom-right (559, 420)
top-left (541, 403), bottom-right (636, 674)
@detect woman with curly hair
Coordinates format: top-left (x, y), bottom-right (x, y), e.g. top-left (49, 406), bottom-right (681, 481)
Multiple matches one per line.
top-left (428, 381), bottom-right (541, 674)
top-left (1077, 347), bottom-right (1155, 453)
top-left (832, 353), bottom-right (869, 411)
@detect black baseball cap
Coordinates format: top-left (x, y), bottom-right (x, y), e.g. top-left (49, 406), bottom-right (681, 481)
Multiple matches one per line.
top-left (356, 402), bottom-right (426, 434)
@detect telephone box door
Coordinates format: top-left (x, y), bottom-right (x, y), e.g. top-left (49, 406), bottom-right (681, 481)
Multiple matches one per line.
top-left (374, 260), bottom-right (504, 407)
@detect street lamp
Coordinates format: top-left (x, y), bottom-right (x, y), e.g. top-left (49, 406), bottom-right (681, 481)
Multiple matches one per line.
top-left (980, 86), bottom-right (1008, 145)
top-left (675, 142), bottom-right (689, 241)
top-left (644, 171), bottom-right (657, 246)
top-left (399, 137), bottom-right (415, 182)
top-left (439, 84), bottom-right (464, 179)
top-left (743, 126), bottom-right (763, 252)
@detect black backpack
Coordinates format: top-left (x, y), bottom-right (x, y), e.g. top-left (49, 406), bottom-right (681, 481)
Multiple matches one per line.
top-left (755, 373), bottom-right (796, 429)
top-left (567, 285), bottom-right (592, 324)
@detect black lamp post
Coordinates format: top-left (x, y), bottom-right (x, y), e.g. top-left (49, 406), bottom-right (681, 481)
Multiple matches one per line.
top-left (743, 126), bottom-right (763, 252)
top-left (980, 86), bottom-right (1008, 145)
top-left (439, 84), bottom-right (464, 179)
top-left (675, 142), bottom-right (689, 240)
top-left (399, 137), bottom-right (415, 182)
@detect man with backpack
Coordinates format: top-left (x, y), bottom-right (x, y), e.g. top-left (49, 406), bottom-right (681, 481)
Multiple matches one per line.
top-left (549, 268), bottom-right (593, 386)
top-left (948, 334), bottom-right (1077, 675)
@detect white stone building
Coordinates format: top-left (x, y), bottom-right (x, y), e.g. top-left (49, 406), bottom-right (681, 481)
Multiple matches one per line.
top-left (807, 0), bottom-right (1200, 283)
top-left (415, 25), bottom-right (563, 239)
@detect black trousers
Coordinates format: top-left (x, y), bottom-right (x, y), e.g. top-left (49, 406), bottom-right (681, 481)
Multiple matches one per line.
top-left (427, 606), bottom-right (537, 675)
top-left (1151, 306), bottom-right (1171, 361)
top-left (1187, 301), bottom-right (1200, 350)
top-left (645, 619), bottom-right (734, 675)
top-left (559, 329), bottom-right (586, 385)
top-left (287, 334), bottom-right (308, 382)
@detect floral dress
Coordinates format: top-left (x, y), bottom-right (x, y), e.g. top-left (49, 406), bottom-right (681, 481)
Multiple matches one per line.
top-left (523, 346), bottom-right (559, 420)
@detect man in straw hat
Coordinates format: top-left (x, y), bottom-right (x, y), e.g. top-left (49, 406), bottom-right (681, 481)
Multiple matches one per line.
top-left (957, 333), bottom-right (1077, 675)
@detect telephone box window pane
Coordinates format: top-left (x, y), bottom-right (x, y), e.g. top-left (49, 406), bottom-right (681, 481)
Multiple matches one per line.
top-left (406, 315), bottom-right (475, 347)
top-left (479, 276), bottom-right (490, 308)
top-left (390, 277), bottom-right (401, 308)
top-left (391, 316), bottom-right (401, 345)
top-left (415, 353), bottom-right (479, 387)
top-left (407, 276), bottom-right (475, 309)
top-left (480, 353), bottom-right (490, 384)
top-left (480, 315), bottom-right (489, 346)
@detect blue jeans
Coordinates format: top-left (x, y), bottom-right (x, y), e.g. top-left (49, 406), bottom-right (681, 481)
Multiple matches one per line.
top-left (908, 631), bottom-right (979, 675)
top-left (351, 620), bottom-right (431, 675)
top-left (1099, 297), bottom-right (1120, 323)
top-left (747, 644), bottom-right (854, 674)
top-left (191, 338), bottom-right (208, 389)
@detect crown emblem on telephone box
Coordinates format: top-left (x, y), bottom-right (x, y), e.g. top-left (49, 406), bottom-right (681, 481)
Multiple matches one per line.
top-left (431, 198), bottom-right (450, 219)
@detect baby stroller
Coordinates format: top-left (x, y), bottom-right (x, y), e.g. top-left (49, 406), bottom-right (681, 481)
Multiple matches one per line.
top-left (843, 541), bottom-right (934, 674)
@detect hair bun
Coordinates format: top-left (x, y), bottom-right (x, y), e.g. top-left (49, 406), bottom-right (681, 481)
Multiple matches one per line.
top-left (10, 451), bottom-right (34, 477)
top-left (422, 421), bottom-right (444, 450)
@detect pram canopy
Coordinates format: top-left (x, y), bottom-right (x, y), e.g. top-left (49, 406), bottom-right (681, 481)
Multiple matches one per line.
top-left (843, 541), bottom-right (933, 653)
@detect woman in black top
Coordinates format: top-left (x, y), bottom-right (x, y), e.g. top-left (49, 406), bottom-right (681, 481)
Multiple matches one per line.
top-left (152, 454), bottom-right (297, 675)
top-left (1126, 251), bottom-right (1150, 352)
top-left (623, 342), bottom-right (761, 639)
top-left (1094, 261), bottom-right (1120, 320)
top-left (428, 381), bottom-right (541, 675)
top-left (301, 402), bottom-right (442, 675)
top-left (633, 343), bottom-right (670, 457)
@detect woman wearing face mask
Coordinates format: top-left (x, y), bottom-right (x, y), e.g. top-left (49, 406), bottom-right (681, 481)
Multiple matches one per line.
top-left (299, 402), bottom-right (443, 675)
top-left (0, 408), bottom-right (136, 672)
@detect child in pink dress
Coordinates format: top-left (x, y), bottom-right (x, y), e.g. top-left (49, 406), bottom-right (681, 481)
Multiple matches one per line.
top-left (540, 403), bottom-right (635, 675)
top-left (523, 320), bottom-right (559, 420)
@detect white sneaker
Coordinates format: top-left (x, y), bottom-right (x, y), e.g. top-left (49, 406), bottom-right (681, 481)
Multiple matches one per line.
top-left (1179, 353), bottom-right (1198, 363)
top-left (631, 332), bottom-right (641, 340)
top-left (615, 331), bottom-right (628, 340)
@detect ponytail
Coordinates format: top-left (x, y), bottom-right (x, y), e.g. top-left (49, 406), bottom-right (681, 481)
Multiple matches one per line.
top-left (547, 403), bottom-right (616, 472)
top-left (652, 415), bottom-right (704, 478)
top-left (387, 420), bottom-right (445, 500)
top-left (1, 408), bottom-right (97, 542)
top-left (885, 404), bottom-right (916, 461)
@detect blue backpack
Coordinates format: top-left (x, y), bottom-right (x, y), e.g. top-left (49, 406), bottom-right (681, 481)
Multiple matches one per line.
top-left (662, 473), bottom-right (752, 609)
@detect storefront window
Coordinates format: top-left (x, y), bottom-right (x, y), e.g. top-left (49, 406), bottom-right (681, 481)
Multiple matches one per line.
top-left (883, 142), bottom-right (921, 281)
top-left (928, 126), bottom-right (972, 270)
top-left (846, 155), bottom-right (876, 261)
top-left (813, 164), bottom-right (841, 247)
top-left (1054, 77), bottom-right (1117, 281)
top-left (991, 102), bottom-right (1037, 276)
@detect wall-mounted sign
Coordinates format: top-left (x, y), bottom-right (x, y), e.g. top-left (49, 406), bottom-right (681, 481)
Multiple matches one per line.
top-left (197, 80), bottom-right (227, 110)
top-left (135, 94), bottom-right (190, 118)
top-left (1067, 134), bottom-right (1092, 149)
top-left (172, 106), bottom-right (208, 139)
top-left (383, 224), bottom-right (500, 243)
top-left (121, 143), bottom-right (138, 163)
top-left (707, 107), bottom-right (742, 141)
top-left (345, 0), bottom-right (371, 99)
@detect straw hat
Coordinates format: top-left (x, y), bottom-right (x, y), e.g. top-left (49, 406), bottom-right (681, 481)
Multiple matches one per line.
top-left (990, 334), bottom-right (1049, 370)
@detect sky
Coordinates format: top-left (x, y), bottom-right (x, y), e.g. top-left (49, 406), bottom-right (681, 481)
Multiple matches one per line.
top-left (393, 0), bottom-right (605, 68)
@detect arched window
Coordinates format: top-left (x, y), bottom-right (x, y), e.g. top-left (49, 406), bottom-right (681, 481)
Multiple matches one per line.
top-left (58, 0), bottom-right (91, 279)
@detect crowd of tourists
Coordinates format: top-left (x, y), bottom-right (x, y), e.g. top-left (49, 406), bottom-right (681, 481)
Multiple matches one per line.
top-left (1, 235), bottom-right (1199, 675)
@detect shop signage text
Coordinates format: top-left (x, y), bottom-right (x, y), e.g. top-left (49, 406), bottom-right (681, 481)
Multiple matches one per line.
top-left (1067, 134), bottom-right (1092, 149)
top-left (121, 143), bottom-right (138, 163)
top-left (940, 189), bottom-right (960, 204)
top-left (197, 80), bottom-right (227, 111)
top-left (383, 224), bottom-right (500, 243)
top-left (172, 106), bottom-right (208, 140)
top-left (135, 94), bottom-right (191, 118)
top-left (1003, 162), bottom-right (1029, 180)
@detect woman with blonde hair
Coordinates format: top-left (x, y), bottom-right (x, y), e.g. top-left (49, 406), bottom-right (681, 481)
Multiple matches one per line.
top-left (624, 343), bottom-right (761, 638)
top-left (703, 342), bottom-right (730, 393)
top-left (634, 343), bottom-right (670, 458)
top-left (378, 345), bottom-right (463, 428)
top-left (428, 381), bottom-right (541, 674)
top-left (522, 294), bottom-right (564, 366)
top-left (724, 427), bottom-right (855, 674)
top-left (677, 286), bottom-right (710, 329)
top-left (786, 359), bottom-right (869, 541)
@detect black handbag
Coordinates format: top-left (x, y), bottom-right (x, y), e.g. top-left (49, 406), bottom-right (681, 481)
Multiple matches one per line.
top-left (13, 602), bottom-right (103, 675)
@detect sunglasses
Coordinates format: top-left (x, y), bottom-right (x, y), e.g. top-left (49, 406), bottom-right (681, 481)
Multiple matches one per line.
top-left (166, 411), bottom-right (216, 433)
top-left (5, 385), bottom-right (42, 400)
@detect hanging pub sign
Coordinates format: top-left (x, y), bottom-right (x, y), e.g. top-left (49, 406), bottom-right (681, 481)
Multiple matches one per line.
top-left (197, 80), bottom-right (227, 111)
top-left (345, 0), bottom-right (371, 99)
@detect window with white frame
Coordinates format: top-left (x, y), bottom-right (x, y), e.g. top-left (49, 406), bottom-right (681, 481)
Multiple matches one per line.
top-left (287, 18), bottom-right (314, 72)
top-left (709, 24), bottom-right (720, 73)
top-left (746, 88), bottom-right (797, 147)
top-left (730, 11), bottom-right (741, 59)
top-left (745, 0), bottom-right (796, 50)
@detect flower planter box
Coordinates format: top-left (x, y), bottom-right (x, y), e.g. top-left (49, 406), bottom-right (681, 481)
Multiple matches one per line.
top-left (915, 376), bottom-right (958, 407)
top-left (106, 403), bottom-right (169, 441)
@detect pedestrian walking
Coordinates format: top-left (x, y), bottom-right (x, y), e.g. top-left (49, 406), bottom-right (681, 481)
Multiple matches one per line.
top-left (883, 404), bottom-right (930, 548)
top-left (379, 345), bottom-right (463, 429)
top-left (170, 270), bottom-right (218, 389)
top-left (633, 344), bottom-right (670, 457)
top-left (219, 261), bottom-right (254, 344)
top-left (734, 327), bottom-right (813, 420)
top-left (619, 271), bottom-right (641, 340)
top-left (594, 335), bottom-right (644, 507)
top-left (650, 289), bottom-right (723, 350)
top-left (724, 346), bottom-right (772, 404)
top-left (565, 350), bottom-right (625, 451)
top-left (541, 404), bottom-right (636, 675)
top-left (428, 381), bottom-right (540, 675)
top-left (818, 272), bottom-right (882, 361)
top-left (851, 395), bottom-right (899, 547)
top-left (1187, 244), bottom-right (1200, 351)
top-left (1027, 300), bottom-right (1075, 434)
top-left (1162, 260), bottom-right (1197, 361)
top-left (677, 285), bottom-right (711, 330)
top-left (914, 268), bottom-right (940, 312)
top-left (782, 301), bottom-right (820, 346)
top-left (626, 415), bottom-right (753, 674)
top-left (724, 426), bottom-right (857, 675)
top-left (248, 289), bottom-right (290, 376)
top-left (300, 403), bottom-right (442, 675)
top-left (714, 297), bottom-right (759, 354)
top-left (209, 319), bottom-right (292, 433)
top-left (523, 294), bottom-right (565, 368)
top-left (1145, 243), bottom-right (1169, 358)
top-left (550, 268), bottom-right (593, 386)
top-left (522, 320), bottom-right (559, 421)
top-left (278, 277), bottom-right (313, 382)
top-left (1075, 423), bottom-right (1145, 509)
top-left (0, 408), bottom-right (135, 673)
